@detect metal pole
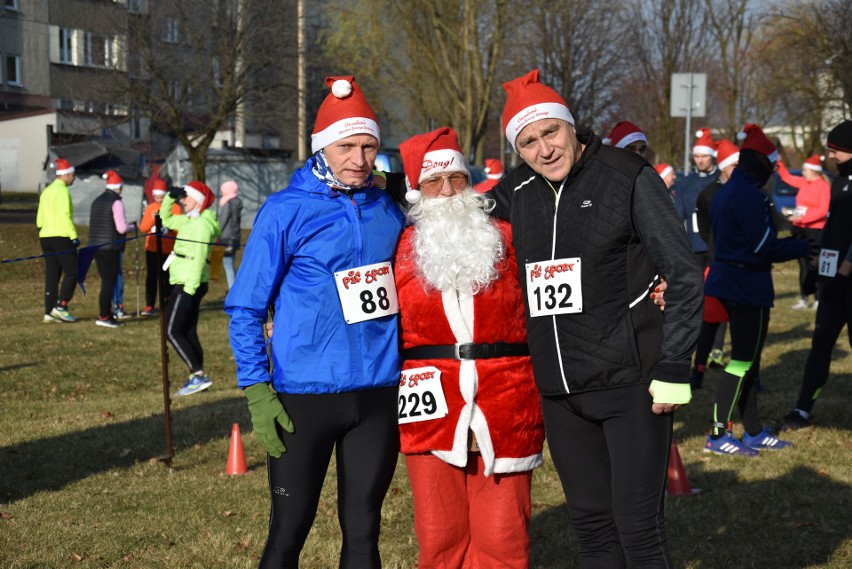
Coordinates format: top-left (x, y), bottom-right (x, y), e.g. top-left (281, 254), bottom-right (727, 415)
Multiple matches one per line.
top-left (155, 213), bottom-right (174, 468)
top-left (683, 73), bottom-right (694, 175)
top-left (134, 229), bottom-right (141, 317)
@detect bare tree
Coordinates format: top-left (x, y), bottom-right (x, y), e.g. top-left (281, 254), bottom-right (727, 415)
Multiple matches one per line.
top-left (116, 0), bottom-right (295, 181)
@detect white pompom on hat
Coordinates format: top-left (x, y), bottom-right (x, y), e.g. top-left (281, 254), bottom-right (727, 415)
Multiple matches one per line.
top-left (311, 76), bottom-right (380, 153)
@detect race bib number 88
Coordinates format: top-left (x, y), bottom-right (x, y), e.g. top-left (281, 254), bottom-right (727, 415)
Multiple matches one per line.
top-left (334, 261), bottom-right (399, 324)
top-left (525, 257), bottom-right (583, 317)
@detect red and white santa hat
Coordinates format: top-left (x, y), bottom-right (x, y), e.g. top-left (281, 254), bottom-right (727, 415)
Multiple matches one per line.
top-left (604, 121), bottom-right (647, 149)
top-left (654, 163), bottom-right (674, 180)
top-left (802, 154), bottom-right (823, 172)
top-left (151, 178), bottom-right (168, 196)
top-left (183, 180), bottom-right (216, 211)
top-left (53, 158), bottom-right (75, 176)
top-left (737, 123), bottom-right (778, 163)
top-left (484, 158), bottom-right (504, 180)
top-left (102, 170), bottom-right (123, 190)
top-left (501, 69), bottom-right (574, 151)
top-left (400, 127), bottom-right (469, 204)
top-left (693, 127), bottom-right (716, 156)
top-left (715, 139), bottom-right (740, 170)
top-left (311, 76), bottom-right (380, 153)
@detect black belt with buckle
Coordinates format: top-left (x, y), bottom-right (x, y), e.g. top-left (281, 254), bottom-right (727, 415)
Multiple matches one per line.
top-left (403, 342), bottom-right (529, 361)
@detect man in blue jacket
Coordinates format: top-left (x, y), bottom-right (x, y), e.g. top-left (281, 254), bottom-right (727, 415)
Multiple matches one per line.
top-left (673, 127), bottom-right (720, 268)
top-left (225, 76), bottom-right (404, 569)
top-left (703, 123), bottom-right (810, 456)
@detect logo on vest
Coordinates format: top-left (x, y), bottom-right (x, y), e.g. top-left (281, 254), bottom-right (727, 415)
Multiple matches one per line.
top-left (580, 200), bottom-right (592, 208)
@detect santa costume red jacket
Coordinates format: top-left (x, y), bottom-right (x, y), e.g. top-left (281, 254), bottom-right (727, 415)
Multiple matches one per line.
top-left (396, 220), bottom-right (544, 476)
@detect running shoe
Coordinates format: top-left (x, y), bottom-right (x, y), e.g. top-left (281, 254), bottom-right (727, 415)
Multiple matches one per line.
top-left (141, 306), bottom-right (159, 317)
top-left (704, 433), bottom-right (760, 457)
top-left (96, 317), bottom-right (122, 328)
top-left (114, 307), bottom-right (132, 320)
top-left (43, 313), bottom-right (61, 323)
top-left (779, 410), bottom-right (813, 431)
top-left (791, 298), bottom-right (809, 310)
top-left (176, 374), bottom-right (213, 397)
top-left (50, 306), bottom-right (77, 322)
top-left (707, 348), bottom-right (724, 367)
top-left (743, 428), bottom-right (792, 451)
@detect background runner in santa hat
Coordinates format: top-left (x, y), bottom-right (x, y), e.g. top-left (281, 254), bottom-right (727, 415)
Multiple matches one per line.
top-left (226, 74), bottom-right (405, 568)
top-left (88, 170), bottom-right (136, 328)
top-left (396, 126), bottom-right (544, 568)
top-left (473, 157), bottom-right (504, 193)
top-left (604, 120), bottom-right (648, 157)
top-left (703, 123), bottom-right (808, 456)
top-left (158, 180), bottom-right (221, 395)
top-left (673, 126), bottom-right (719, 268)
top-left (655, 163), bottom-right (676, 189)
top-left (690, 137), bottom-right (741, 389)
top-left (138, 178), bottom-right (180, 317)
top-left (37, 157), bottom-right (80, 323)
top-left (777, 154), bottom-right (831, 310)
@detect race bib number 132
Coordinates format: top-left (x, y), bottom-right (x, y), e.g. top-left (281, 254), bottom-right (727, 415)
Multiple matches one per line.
top-left (334, 261), bottom-right (399, 324)
top-left (525, 257), bottom-right (583, 317)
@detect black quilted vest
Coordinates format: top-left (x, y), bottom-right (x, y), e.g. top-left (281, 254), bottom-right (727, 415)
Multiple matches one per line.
top-left (497, 136), bottom-right (663, 396)
top-left (89, 190), bottom-right (124, 252)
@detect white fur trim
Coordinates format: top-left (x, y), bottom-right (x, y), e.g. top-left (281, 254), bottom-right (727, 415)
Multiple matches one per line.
top-left (419, 149), bottom-right (468, 183)
top-left (803, 162), bottom-right (822, 172)
top-left (692, 145), bottom-right (716, 156)
top-left (152, 189), bottom-right (167, 196)
top-left (55, 166), bottom-right (74, 175)
top-left (105, 183), bottom-right (122, 189)
top-left (486, 173), bottom-right (502, 180)
top-left (718, 152), bottom-right (739, 170)
top-left (310, 117), bottom-right (380, 153)
top-left (614, 131), bottom-right (646, 149)
top-left (184, 185), bottom-right (205, 205)
top-left (657, 165), bottom-right (674, 179)
top-left (492, 453), bottom-right (543, 474)
top-left (505, 102), bottom-right (574, 150)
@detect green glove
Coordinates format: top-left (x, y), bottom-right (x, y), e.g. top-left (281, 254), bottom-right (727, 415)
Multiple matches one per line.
top-left (244, 382), bottom-right (294, 458)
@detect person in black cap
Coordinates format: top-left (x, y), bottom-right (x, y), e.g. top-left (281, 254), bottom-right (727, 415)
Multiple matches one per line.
top-left (781, 119), bottom-right (852, 430)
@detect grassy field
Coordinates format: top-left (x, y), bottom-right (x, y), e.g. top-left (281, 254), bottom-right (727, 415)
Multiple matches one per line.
top-left (1, 194), bottom-right (851, 568)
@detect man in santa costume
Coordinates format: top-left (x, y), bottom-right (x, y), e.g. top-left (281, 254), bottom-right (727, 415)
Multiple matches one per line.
top-left (395, 127), bottom-right (545, 568)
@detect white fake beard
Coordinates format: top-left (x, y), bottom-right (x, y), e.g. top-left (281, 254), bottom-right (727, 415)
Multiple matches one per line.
top-left (407, 188), bottom-right (505, 295)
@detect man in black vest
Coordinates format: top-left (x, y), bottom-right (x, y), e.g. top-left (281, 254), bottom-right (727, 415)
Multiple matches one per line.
top-left (89, 170), bottom-right (136, 328)
top-left (484, 70), bottom-right (703, 568)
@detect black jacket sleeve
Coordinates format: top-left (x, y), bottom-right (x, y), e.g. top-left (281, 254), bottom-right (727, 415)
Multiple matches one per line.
top-left (632, 167), bottom-right (704, 383)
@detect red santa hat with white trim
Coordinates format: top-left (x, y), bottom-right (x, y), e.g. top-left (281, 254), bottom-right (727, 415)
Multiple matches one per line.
top-left (604, 121), bottom-right (647, 149)
top-left (484, 158), bottom-right (504, 180)
top-left (693, 127), bottom-right (716, 156)
top-left (311, 76), bottom-right (380, 153)
top-left (183, 180), bottom-right (216, 211)
top-left (400, 127), bottom-right (469, 204)
top-left (802, 154), bottom-right (823, 172)
top-left (654, 163), bottom-right (674, 180)
top-left (151, 178), bottom-right (168, 196)
top-left (53, 158), bottom-right (75, 176)
top-left (102, 170), bottom-right (123, 190)
top-left (501, 69), bottom-right (574, 151)
top-left (737, 123), bottom-right (778, 163)
top-left (715, 139), bottom-right (740, 170)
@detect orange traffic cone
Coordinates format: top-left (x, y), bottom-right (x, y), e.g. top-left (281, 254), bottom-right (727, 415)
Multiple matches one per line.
top-left (225, 423), bottom-right (248, 476)
top-left (666, 440), bottom-right (700, 496)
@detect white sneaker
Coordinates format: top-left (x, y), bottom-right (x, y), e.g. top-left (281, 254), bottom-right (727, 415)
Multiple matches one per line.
top-left (812, 301), bottom-right (819, 311)
top-left (791, 298), bottom-right (809, 310)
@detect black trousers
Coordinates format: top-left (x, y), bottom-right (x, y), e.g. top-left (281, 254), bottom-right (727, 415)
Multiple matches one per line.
top-left (144, 250), bottom-right (173, 308)
top-left (792, 226), bottom-right (821, 298)
top-left (541, 384), bottom-right (673, 568)
top-left (795, 284), bottom-right (852, 413)
top-left (95, 250), bottom-right (120, 319)
top-left (165, 283), bottom-right (208, 374)
top-left (713, 301), bottom-right (767, 436)
top-left (40, 236), bottom-right (77, 314)
top-left (259, 386), bottom-right (399, 569)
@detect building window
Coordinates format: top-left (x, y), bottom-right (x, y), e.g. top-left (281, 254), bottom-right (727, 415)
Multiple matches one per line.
top-left (85, 32), bottom-right (115, 68)
top-left (59, 28), bottom-right (73, 64)
top-left (6, 55), bottom-right (21, 86)
top-left (4, 0), bottom-right (19, 11)
top-left (163, 17), bottom-right (179, 43)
